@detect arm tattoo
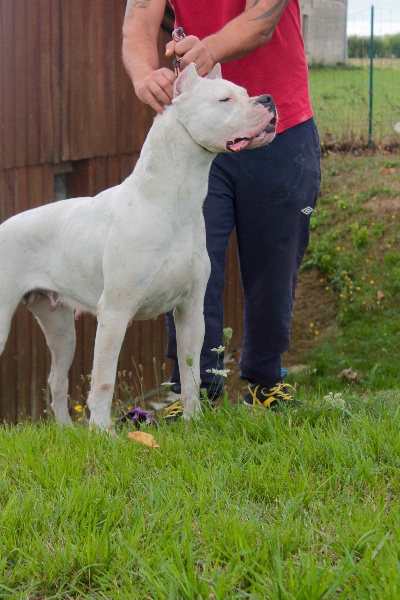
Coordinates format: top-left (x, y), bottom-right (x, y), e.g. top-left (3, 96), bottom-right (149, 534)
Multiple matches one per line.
top-left (250, 0), bottom-right (290, 37)
top-left (125, 0), bottom-right (152, 20)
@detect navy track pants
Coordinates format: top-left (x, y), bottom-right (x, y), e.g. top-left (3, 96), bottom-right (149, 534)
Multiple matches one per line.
top-left (166, 117), bottom-right (321, 396)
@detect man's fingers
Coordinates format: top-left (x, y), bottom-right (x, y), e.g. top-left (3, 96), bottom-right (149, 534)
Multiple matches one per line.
top-left (179, 51), bottom-right (214, 75)
top-left (166, 36), bottom-right (214, 75)
top-left (173, 35), bottom-right (198, 55)
top-left (165, 40), bottom-right (175, 56)
top-left (136, 68), bottom-right (176, 114)
top-left (165, 35), bottom-right (201, 60)
top-left (147, 96), bottom-right (165, 115)
top-left (151, 70), bottom-right (175, 99)
top-left (145, 84), bottom-right (172, 109)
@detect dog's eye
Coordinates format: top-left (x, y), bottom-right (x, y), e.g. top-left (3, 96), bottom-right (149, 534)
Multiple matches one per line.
top-left (219, 98), bottom-right (232, 103)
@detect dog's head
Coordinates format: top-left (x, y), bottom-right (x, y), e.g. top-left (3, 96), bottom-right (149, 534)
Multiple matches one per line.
top-left (172, 63), bottom-right (277, 153)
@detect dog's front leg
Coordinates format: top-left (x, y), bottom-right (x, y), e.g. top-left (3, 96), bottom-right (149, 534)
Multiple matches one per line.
top-left (174, 297), bottom-right (205, 420)
top-left (87, 305), bottom-right (132, 430)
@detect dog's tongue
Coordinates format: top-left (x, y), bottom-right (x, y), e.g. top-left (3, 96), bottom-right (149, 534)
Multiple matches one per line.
top-left (227, 137), bottom-right (251, 152)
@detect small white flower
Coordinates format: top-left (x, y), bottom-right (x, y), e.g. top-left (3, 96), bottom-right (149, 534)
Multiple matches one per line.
top-left (324, 392), bottom-right (345, 408)
top-left (206, 368), bottom-right (230, 378)
top-left (211, 346), bottom-right (225, 354)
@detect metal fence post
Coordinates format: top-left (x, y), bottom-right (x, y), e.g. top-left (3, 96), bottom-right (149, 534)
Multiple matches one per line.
top-left (368, 4), bottom-right (374, 148)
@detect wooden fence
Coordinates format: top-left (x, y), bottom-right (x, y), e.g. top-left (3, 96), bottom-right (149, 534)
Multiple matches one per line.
top-left (0, 0), bottom-right (243, 423)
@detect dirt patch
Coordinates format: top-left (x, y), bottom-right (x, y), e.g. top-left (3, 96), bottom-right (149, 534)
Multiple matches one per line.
top-left (223, 268), bottom-right (338, 401)
top-left (285, 269), bottom-right (338, 364)
top-left (364, 197), bottom-right (400, 215)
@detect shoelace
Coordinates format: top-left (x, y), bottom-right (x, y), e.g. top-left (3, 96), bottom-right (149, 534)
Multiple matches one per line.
top-left (248, 382), bottom-right (297, 407)
top-left (163, 400), bottom-right (184, 418)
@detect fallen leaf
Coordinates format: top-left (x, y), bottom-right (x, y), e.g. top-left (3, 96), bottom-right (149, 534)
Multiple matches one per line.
top-left (377, 290), bottom-right (385, 300)
top-left (338, 368), bottom-right (359, 383)
top-left (381, 168), bottom-right (388, 175)
top-left (127, 431), bottom-right (160, 447)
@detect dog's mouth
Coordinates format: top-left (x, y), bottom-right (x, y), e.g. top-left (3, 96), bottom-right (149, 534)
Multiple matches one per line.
top-left (226, 116), bottom-right (277, 152)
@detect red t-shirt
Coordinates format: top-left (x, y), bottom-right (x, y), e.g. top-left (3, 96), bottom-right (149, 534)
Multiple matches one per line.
top-left (168, 0), bottom-right (313, 133)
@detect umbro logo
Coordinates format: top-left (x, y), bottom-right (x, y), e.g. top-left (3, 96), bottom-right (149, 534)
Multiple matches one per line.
top-left (301, 206), bottom-right (314, 215)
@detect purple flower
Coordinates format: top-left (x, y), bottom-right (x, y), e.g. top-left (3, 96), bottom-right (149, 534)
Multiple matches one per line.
top-left (115, 407), bottom-right (158, 429)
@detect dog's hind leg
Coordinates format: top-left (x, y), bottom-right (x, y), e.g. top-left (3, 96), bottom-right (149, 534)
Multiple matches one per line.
top-left (28, 297), bottom-right (76, 425)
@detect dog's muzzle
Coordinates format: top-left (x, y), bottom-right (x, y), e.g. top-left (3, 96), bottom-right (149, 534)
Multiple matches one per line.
top-left (255, 94), bottom-right (276, 113)
top-left (225, 94), bottom-right (277, 152)
top-left (256, 95), bottom-right (277, 133)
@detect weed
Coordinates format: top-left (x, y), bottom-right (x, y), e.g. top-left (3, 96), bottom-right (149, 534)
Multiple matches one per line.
top-left (292, 152), bottom-right (400, 394)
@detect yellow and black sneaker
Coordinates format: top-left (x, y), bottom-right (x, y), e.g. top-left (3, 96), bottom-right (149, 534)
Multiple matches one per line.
top-left (243, 382), bottom-right (302, 409)
top-left (163, 393), bottom-right (217, 424)
top-left (163, 399), bottom-right (185, 424)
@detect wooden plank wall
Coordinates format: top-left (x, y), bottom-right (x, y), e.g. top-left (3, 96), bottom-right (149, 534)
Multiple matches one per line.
top-left (0, 0), bottom-right (243, 423)
top-left (0, 0), bottom-right (156, 169)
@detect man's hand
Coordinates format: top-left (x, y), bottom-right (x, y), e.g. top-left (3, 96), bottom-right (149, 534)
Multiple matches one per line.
top-left (165, 35), bottom-right (215, 77)
top-left (134, 68), bottom-right (176, 115)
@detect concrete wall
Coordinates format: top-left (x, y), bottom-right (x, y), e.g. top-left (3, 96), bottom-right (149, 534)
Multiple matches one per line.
top-left (301, 0), bottom-right (348, 64)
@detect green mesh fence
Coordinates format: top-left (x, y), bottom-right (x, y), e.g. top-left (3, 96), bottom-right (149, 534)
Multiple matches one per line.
top-left (306, 8), bottom-right (400, 147)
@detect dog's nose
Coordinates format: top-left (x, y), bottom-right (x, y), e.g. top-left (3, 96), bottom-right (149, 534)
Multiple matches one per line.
top-left (255, 94), bottom-right (276, 113)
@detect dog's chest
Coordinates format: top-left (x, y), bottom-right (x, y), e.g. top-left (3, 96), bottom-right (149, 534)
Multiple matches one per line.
top-left (132, 238), bottom-right (209, 320)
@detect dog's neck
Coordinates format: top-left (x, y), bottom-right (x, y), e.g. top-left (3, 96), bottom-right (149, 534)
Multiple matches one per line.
top-left (144, 105), bottom-right (216, 165)
top-left (130, 106), bottom-right (218, 219)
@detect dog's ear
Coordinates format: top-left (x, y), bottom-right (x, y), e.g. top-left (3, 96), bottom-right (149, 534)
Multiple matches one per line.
top-left (173, 62), bottom-right (198, 99)
top-left (206, 63), bottom-right (222, 80)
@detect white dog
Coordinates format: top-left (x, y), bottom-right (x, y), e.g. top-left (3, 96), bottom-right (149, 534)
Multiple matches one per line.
top-left (0, 63), bottom-right (276, 429)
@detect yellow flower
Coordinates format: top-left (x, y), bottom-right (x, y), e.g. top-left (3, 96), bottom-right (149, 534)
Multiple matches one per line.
top-left (74, 405), bottom-right (83, 413)
top-left (370, 280), bottom-right (375, 285)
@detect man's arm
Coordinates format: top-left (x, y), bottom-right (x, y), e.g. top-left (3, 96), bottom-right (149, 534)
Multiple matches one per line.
top-left (122, 0), bottom-right (290, 113)
top-left (206, 0), bottom-right (290, 62)
top-left (165, 0), bottom-right (290, 74)
top-left (122, 0), bottom-right (175, 114)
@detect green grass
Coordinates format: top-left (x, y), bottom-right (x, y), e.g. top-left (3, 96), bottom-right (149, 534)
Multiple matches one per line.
top-left (1, 394), bottom-right (400, 599)
top-left (1, 152), bottom-right (400, 598)
top-left (291, 151), bottom-right (400, 394)
top-left (309, 63), bottom-right (400, 145)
